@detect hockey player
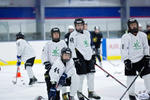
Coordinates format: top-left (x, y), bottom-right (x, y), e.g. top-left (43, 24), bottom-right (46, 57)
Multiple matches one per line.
top-left (90, 26), bottom-right (103, 65)
top-left (48, 47), bottom-right (77, 100)
top-left (69, 18), bottom-right (100, 100)
top-left (42, 27), bottom-right (67, 100)
top-left (145, 23), bottom-right (150, 47)
top-left (121, 18), bottom-right (150, 100)
top-left (64, 25), bottom-right (74, 46)
top-left (84, 21), bottom-right (88, 30)
top-left (16, 32), bottom-right (37, 85)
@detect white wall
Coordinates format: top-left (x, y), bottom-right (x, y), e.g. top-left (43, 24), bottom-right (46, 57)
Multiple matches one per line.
top-left (0, 41), bottom-right (48, 62)
top-left (106, 39), bottom-right (121, 57)
top-left (0, 39), bottom-right (122, 62)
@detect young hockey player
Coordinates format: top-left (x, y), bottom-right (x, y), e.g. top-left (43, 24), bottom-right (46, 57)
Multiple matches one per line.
top-left (121, 18), bottom-right (150, 100)
top-left (90, 26), bottom-right (103, 65)
top-left (64, 25), bottom-right (74, 46)
top-left (16, 32), bottom-right (37, 85)
top-left (48, 47), bottom-right (77, 100)
top-left (69, 18), bottom-right (101, 100)
top-left (42, 27), bottom-right (67, 100)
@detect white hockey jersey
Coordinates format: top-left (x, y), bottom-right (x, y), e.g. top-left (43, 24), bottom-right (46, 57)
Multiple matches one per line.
top-left (49, 57), bottom-right (76, 83)
top-left (16, 39), bottom-right (35, 62)
top-left (121, 31), bottom-right (149, 63)
top-left (42, 40), bottom-right (67, 65)
top-left (69, 30), bottom-right (93, 60)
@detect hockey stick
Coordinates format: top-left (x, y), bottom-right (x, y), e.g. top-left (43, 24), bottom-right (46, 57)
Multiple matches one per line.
top-left (78, 91), bottom-right (90, 100)
top-left (119, 67), bottom-right (145, 100)
top-left (12, 65), bottom-right (20, 84)
top-left (95, 64), bottom-right (127, 88)
top-left (0, 58), bottom-right (8, 64)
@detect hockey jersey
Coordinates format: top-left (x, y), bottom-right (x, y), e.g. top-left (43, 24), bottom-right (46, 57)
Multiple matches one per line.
top-left (121, 31), bottom-right (149, 63)
top-left (42, 40), bottom-right (67, 65)
top-left (69, 30), bottom-right (93, 60)
top-left (16, 39), bottom-right (35, 62)
top-left (49, 57), bottom-right (76, 83)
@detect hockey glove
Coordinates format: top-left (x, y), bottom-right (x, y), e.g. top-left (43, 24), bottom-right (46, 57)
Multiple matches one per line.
top-left (144, 55), bottom-right (150, 67)
top-left (17, 55), bottom-right (21, 66)
top-left (92, 55), bottom-right (96, 65)
top-left (44, 61), bottom-right (51, 70)
top-left (49, 82), bottom-right (57, 99)
top-left (124, 59), bottom-right (132, 71)
top-left (58, 73), bottom-right (67, 86)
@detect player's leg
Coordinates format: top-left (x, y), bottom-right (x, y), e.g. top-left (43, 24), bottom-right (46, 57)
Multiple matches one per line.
top-left (25, 57), bottom-right (37, 85)
top-left (125, 62), bottom-right (137, 100)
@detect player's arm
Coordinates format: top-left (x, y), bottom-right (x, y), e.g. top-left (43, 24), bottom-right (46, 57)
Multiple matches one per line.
top-left (16, 40), bottom-right (25, 66)
top-left (143, 33), bottom-right (150, 55)
top-left (121, 35), bottom-right (129, 61)
top-left (16, 40), bottom-right (25, 57)
top-left (69, 33), bottom-right (77, 58)
top-left (121, 35), bottom-right (132, 70)
top-left (42, 44), bottom-right (52, 70)
top-left (142, 33), bottom-right (150, 66)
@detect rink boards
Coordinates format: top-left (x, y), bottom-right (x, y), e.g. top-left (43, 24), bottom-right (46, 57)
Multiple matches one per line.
top-left (0, 38), bottom-right (121, 66)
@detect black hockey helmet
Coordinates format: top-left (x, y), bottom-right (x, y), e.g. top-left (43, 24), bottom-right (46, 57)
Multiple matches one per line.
top-left (61, 47), bottom-right (72, 63)
top-left (74, 18), bottom-right (84, 25)
top-left (74, 18), bottom-right (84, 33)
top-left (127, 18), bottom-right (138, 28)
top-left (50, 27), bottom-right (60, 42)
top-left (127, 18), bottom-right (139, 34)
top-left (16, 32), bottom-right (24, 40)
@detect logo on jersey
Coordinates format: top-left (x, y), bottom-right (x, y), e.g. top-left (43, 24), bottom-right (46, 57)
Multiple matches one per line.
top-left (93, 37), bottom-right (98, 43)
top-left (84, 40), bottom-right (89, 47)
top-left (133, 40), bottom-right (141, 50)
top-left (52, 47), bottom-right (59, 56)
top-left (70, 37), bottom-right (74, 43)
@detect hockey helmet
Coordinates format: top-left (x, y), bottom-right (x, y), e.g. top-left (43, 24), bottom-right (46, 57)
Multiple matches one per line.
top-left (51, 27), bottom-right (60, 42)
top-left (16, 32), bottom-right (24, 40)
top-left (61, 47), bottom-right (72, 63)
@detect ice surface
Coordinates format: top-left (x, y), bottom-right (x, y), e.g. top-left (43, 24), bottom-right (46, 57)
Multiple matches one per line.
top-left (0, 60), bottom-right (146, 100)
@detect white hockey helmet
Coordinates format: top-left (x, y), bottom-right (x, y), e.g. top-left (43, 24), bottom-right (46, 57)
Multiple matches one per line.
top-left (68, 25), bottom-right (74, 30)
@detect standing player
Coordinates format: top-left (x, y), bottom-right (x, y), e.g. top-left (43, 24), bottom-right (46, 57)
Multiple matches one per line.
top-left (42, 27), bottom-right (67, 100)
top-left (121, 18), bottom-right (150, 100)
top-left (145, 23), bottom-right (150, 47)
top-left (16, 32), bottom-right (37, 85)
top-left (64, 25), bottom-right (74, 46)
top-left (69, 18), bottom-right (100, 100)
top-left (90, 26), bottom-right (103, 65)
top-left (48, 47), bottom-right (77, 100)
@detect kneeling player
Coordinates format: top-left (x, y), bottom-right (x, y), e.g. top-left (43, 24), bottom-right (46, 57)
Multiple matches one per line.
top-left (48, 47), bottom-right (77, 100)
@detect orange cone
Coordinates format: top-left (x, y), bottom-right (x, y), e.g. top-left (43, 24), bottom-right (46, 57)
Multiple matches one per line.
top-left (17, 67), bottom-right (21, 78)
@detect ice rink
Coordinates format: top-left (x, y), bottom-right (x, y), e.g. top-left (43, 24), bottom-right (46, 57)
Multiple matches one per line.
top-left (0, 60), bottom-right (146, 100)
